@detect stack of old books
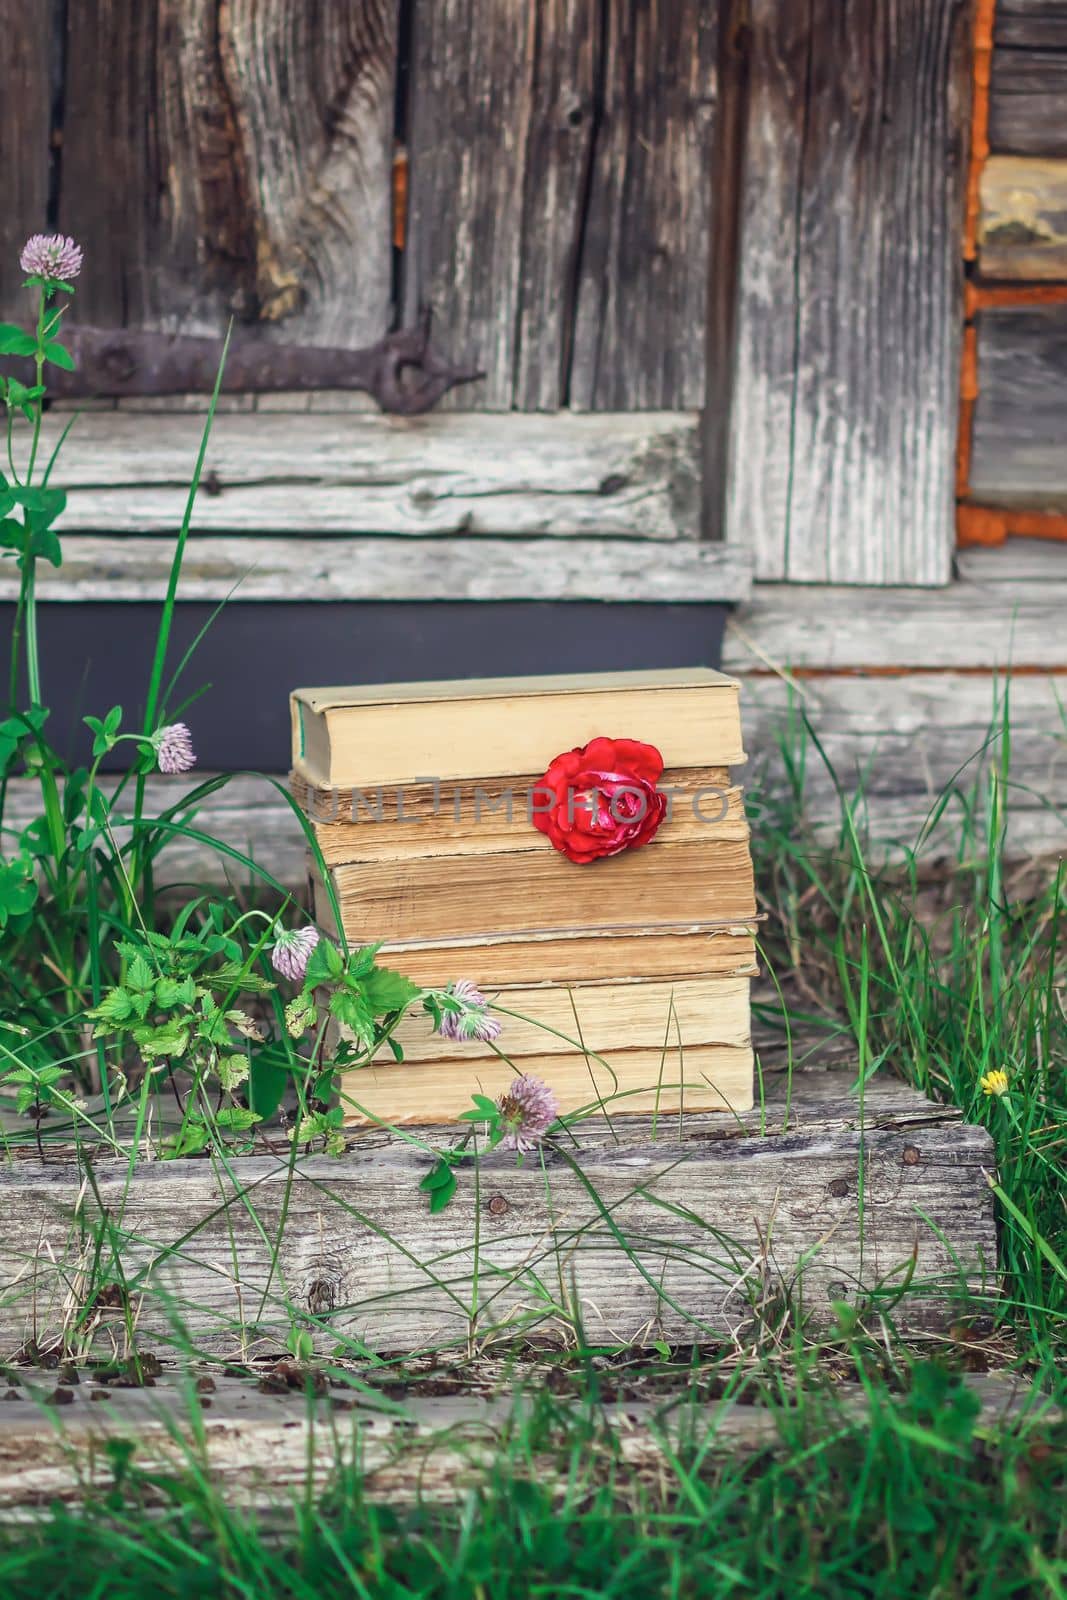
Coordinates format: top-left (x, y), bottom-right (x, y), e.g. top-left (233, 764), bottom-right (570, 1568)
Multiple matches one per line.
top-left (290, 669), bottom-right (757, 1125)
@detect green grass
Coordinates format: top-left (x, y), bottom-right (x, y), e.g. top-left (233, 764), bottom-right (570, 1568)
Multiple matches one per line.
top-left (0, 1362), bottom-right (1063, 1599)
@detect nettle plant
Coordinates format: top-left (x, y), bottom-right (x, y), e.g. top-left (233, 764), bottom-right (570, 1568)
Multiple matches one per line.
top-left (0, 236), bottom-right (559, 1184)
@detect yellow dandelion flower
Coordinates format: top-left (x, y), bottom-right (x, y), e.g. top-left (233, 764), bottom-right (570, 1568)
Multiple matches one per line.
top-left (979, 1069), bottom-right (1010, 1098)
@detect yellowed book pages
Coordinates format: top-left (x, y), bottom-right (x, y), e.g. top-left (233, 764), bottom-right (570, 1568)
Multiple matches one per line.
top-left (291, 668), bottom-right (744, 787)
top-left (312, 875), bottom-right (757, 985)
top-left (392, 974), bottom-right (751, 1064)
top-left (293, 768), bottom-right (744, 864)
top-left (341, 976), bottom-right (752, 1125)
top-left (326, 837), bottom-right (756, 945)
top-left (342, 1045), bottom-right (755, 1126)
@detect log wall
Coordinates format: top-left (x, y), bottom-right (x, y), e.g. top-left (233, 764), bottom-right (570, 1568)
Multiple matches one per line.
top-left (963, 0), bottom-right (1067, 530)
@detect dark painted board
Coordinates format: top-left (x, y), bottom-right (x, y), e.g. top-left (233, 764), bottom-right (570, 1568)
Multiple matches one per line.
top-left (995, 0), bottom-right (1067, 49)
top-left (0, 602), bottom-right (727, 771)
top-left (58, 0), bottom-right (395, 345)
top-left (0, 1), bottom-right (51, 319)
top-left (989, 48), bottom-right (1067, 156)
top-left (726, 0), bottom-right (970, 583)
top-left (970, 305), bottom-right (1067, 504)
top-left (403, 0), bottom-right (718, 412)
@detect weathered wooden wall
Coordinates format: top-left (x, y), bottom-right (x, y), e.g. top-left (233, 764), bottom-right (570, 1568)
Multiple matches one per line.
top-left (724, 0), bottom-right (972, 585)
top-left (963, 0), bottom-right (1067, 524)
top-left (59, 0), bottom-right (397, 346)
top-left (4, 0), bottom-right (979, 594)
top-left (0, 1), bottom-right (51, 316)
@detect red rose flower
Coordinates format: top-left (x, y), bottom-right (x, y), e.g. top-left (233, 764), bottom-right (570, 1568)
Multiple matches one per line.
top-left (532, 736), bottom-right (667, 864)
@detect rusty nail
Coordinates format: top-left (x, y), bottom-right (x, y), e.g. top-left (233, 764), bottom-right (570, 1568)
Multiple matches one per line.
top-left (901, 1145), bottom-right (921, 1166)
top-left (487, 1193), bottom-right (509, 1217)
top-left (828, 1177), bottom-right (850, 1198)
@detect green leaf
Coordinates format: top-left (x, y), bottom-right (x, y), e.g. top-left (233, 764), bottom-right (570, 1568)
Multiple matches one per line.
top-left (213, 1106), bottom-right (262, 1131)
top-left (361, 965), bottom-right (421, 1015)
top-left (216, 1055), bottom-right (250, 1092)
top-left (428, 1171), bottom-right (458, 1213)
top-left (43, 340), bottom-right (75, 371)
top-left (163, 1120), bottom-right (212, 1159)
top-left (127, 955), bottom-right (155, 993)
top-left (154, 975), bottom-right (197, 1009)
top-left (24, 525), bottom-right (62, 568)
top-left (0, 324), bottom-right (37, 358)
top-left (328, 987), bottom-right (375, 1051)
top-left (249, 1053), bottom-right (290, 1122)
top-left (305, 936), bottom-right (344, 987)
top-left (87, 987), bottom-right (134, 1026)
top-left (419, 1159), bottom-right (456, 1192)
top-left (0, 517), bottom-right (23, 549)
top-left (134, 1022), bottom-right (190, 1060)
top-left (14, 486), bottom-right (65, 525)
top-left (347, 943), bottom-right (382, 978)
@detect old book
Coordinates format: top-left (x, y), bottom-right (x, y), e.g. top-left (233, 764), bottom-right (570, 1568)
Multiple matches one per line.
top-left (341, 975), bottom-right (754, 1125)
top-left (293, 767), bottom-right (745, 863)
top-left (291, 668), bottom-right (745, 788)
top-left (323, 837), bottom-right (757, 945)
top-left (312, 877), bottom-right (757, 985)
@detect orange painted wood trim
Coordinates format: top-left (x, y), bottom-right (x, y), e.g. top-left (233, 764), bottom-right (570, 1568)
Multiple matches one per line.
top-left (392, 147), bottom-right (408, 252)
top-left (963, 0), bottom-right (996, 263)
top-left (958, 505), bottom-right (1067, 547)
top-left (966, 283), bottom-right (1067, 314)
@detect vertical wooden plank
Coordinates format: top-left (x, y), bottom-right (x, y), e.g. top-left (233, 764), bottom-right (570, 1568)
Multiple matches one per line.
top-left (404, 0), bottom-right (597, 410)
top-left (726, 0), bottom-right (971, 585)
top-left (59, 0), bottom-right (395, 346)
top-left (568, 0), bottom-right (718, 411)
top-left (403, 0), bottom-right (718, 413)
top-left (0, 1), bottom-right (52, 319)
top-left (719, 0), bottom-right (809, 564)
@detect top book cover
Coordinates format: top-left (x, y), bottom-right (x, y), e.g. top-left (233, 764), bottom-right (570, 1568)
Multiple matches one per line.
top-left (291, 668), bottom-right (745, 788)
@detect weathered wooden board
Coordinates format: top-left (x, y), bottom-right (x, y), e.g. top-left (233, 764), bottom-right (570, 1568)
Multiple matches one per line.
top-left (0, 1077), bottom-right (996, 1354)
top-left (32, 411), bottom-right (704, 538)
top-left (741, 670), bottom-right (1067, 858)
top-left (970, 305), bottom-right (1067, 504)
top-left (59, 0), bottom-right (395, 344)
top-left (726, 0), bottom-right (970, 584)
top-left (989, 50), bottom-right (1067, 157)
top-left (11, 534), bottom-right (753, 603)
top-left (0, 0), bottom-right (51, 319)
top-left (568, 0), bottom-right (718, 410)
top-left (723, 545), bottom-right (1067, 671)
top-left (0, 1372), bottom-right (1044, 1514)
top-left (978, 156), bottom-right (1067, 278)
top-left (403, 0), bottom-right (717, 412)
top-left (995, 0), bottom-right (1067, 51)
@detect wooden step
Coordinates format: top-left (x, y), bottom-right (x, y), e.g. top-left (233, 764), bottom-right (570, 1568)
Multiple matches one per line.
top-left (0, 1073), bottom-right (996, 1358)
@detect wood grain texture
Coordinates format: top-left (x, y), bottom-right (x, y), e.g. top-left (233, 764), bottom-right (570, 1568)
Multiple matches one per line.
top-left (403, 0), bottom-right (718, 411)
top-left (15, 534), bottom-right (753, 603)
top-left (970, 305), bottom-right (1067, 504)
top-left (726, 0), bottom-right (970, 584)
top-left (724, 545), bottom-right (1067, 670)
top-left (0, 1372), bottom-right (1041, 1513)
top-left (995, 0), bottom-right (1067, 50)
top-left (0, 0), bottom-right (51, 319)
top-left (59, 0), bottom-right (394, 343)
top-left (0, 1077), bottom-right (997, 1353)
top-left (978, 156), bottom-right (1067, 278)
top-left (989, 48), bottom-right (1067, 157)
top-left (741, 670), bottom-right (1067, 857)
top-left (568, 0), bottom-right (718, 410)
top-left (34, 410), bottom-right (705, 538)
